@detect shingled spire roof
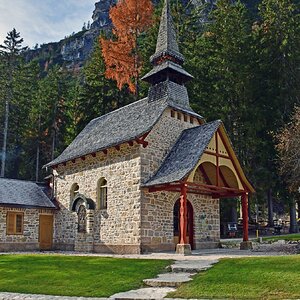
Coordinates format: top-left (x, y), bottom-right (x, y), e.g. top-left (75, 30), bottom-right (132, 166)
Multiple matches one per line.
top-left (142, 0), bottom-right (193, 109)
top-left (150, 0), bottom-right (184, 64)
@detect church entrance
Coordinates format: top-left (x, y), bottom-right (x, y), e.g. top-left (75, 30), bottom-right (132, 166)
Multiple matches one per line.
top-left (173, 199), bottom-right (194, 249)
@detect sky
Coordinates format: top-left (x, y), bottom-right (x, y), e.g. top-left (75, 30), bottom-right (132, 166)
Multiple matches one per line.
top-left (0, 0), bottom-right (96, 48)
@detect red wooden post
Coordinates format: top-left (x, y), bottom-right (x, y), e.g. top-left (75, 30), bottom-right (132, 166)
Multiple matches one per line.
top-left (179, 183), bottom-right (187, 244)
top-left (215, 132), bottom-right (220, 187)
top-left (241, 193), bottom-right (249, 241)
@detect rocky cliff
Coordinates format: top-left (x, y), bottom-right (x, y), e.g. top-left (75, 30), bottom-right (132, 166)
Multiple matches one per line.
top-left (25, 0), bottom-right (118, 70)
top-left (26, 0), bottom-right (259, 71)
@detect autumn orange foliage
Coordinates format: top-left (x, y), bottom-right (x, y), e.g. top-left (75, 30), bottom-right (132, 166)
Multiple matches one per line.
top-left (100, 0), bottom-right (153, 94)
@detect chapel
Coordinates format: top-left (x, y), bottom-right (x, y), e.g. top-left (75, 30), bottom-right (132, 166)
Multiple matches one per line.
top-left (0, 0), bottom-right (254, 254)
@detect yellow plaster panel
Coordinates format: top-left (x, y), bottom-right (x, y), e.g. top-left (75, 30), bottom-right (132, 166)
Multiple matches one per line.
top-left (206, 133), bottom-right (216, 152)
top-left (219, 158), bottom-right (243, 189)
top-left (217, 134), bottom-right (228, 156)
top-left (188, 153), bottom-right (216, 181)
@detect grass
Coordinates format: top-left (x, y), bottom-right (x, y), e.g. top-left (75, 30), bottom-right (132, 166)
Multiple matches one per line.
top-left (169, 256), bottom-right (300, 300)
top-left (263, 233), bottom-right (300, 242)
top-left (0, 254), bottom-right (171, 297)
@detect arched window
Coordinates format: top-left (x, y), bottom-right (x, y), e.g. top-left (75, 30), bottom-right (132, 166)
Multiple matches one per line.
top-left (70, 183), bottom-right (79, 200)
top-left (77, 205), bottom-right (87, 233)
top-left (97, 178), bottom-right (107, 210)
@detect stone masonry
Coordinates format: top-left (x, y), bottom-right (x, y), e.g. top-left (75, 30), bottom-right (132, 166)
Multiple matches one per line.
top-left (52, 108), bottom-right (220, 254)
top-left (53, 143), bottom-right (142, 253)
top-left (0, 207), bottom-right (54, 251)
top-left (141, 108), bottom-right (219, 252)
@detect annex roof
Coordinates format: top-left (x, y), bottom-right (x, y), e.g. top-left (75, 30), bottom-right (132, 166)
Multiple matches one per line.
top-left (0, 178), bottom-right (56, 209)
top-left (45, 97), bottom-right (202, 168)
top-left (144, 120), bottom-right (221, 187)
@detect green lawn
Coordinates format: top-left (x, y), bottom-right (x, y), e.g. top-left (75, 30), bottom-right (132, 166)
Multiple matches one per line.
top-left (0, 254), bottom-right (171, 297)
top-left (169, 256), bottom-right (300, 300)
top-left (263, 233), bottom-right (300, 242)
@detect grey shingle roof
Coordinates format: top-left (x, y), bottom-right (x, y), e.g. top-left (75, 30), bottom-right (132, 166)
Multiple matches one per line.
top-left (45, 97), bottom-right (203, 167)
top-left (150, 0), bottom-right (184, 64)
top-left (143, 120), bottom-right (222, 187)
top-left (0, 178), bottom-right (56, 209)
top-left (142, 61), bottom-right (193, 84)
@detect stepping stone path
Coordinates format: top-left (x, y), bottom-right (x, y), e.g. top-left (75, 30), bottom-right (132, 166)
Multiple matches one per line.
top-left (110, 259), bottom-right (219, 299)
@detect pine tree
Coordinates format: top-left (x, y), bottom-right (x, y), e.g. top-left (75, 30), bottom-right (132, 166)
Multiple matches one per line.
top-left (100, 0), bottom-right (154, 96)
top-left (0, 28), bottom-right (27, 177)
top-left (78, 38), bottom-right (134, 132)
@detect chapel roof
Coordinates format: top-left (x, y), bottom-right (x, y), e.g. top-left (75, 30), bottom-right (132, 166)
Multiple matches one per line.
top-left (144, 120), bottom-right (221, 187)
top-left (0, 178), bottom-right (56, 209)
top-left (45, 97), bottom-right (202, 168)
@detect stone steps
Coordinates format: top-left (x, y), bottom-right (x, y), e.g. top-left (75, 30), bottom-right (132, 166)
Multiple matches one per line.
top-left (171, 259), bottom-right (219, 273)
top-left (143, 272), bottom-right (195, 288)
top-left (110, 258), bottom-right (219, 299)
top-left (109, 287), bottom-right (176, 299)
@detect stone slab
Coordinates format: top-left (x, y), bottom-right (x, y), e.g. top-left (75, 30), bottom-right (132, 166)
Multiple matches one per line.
top-left (240, 241), bottom-right (253, 250)
top-left (171, 259), bottom-right (219, 273)
top-left (110, 287), bottom-right (176, 299)
top-left (0, 292), bottom-right (108, 299)
top-left (175, 244), bottom-right (192, 255)
top-left (143, 272), bottom-right (195, 287)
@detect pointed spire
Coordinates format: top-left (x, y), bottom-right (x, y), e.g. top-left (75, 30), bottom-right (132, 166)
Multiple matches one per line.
top-left (142, 0), bottom-right (193, 109)
top-left (150, 0), bottom-right (184, 65)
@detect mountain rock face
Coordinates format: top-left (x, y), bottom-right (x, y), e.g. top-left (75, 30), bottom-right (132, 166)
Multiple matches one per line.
top-left (27, 0), bottom-right (259, 71)
top-left (26, 0), bottom-right (117, 70)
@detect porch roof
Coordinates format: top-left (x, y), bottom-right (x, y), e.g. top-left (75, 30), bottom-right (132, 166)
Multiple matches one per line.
top-left (144, 120), bottom-right (221, 187)
top-left (143, 120), bottom-right (255, 195)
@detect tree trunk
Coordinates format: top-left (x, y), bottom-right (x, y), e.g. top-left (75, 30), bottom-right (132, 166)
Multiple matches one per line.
top-left (1, 98), bottom-right (9, 177)
top-left (1, 57), bottom-right (13, 178)
top-left (289, 200), bottom-right (299, 233)
top-left (248, 194), bottom-right (251, 221)
top-left (35, 142), bottom-right (40, 182)
top-left (267, 189), bottom-right (274, 227)
top-left (230, 200), bottom-right (238, 223)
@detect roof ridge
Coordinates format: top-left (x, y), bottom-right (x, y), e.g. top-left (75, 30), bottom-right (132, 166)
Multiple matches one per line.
top-left (183, 119), bottom-right (222, 131)
top-left (0, 178), bottom-right (37, 184)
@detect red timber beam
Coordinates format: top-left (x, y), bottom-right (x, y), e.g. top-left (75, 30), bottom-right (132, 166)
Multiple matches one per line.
top-left (186, 182), bottom-right (244, 194)
top-left (135, 132), bottom-right (149, 148)
top-left (241, 193), bottom-right (249, 242)
top-left (147, 182), bottom-right (244, 198)
top-left (179, 183), bottom-right (188, 244)
top-left (215, 131), bottom-right (220, 187)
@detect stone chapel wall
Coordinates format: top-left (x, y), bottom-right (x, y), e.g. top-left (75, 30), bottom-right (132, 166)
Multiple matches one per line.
top-left (140, 109), bottom-right (220, 251)
top-left (53, 143), bottom-right (142, 254)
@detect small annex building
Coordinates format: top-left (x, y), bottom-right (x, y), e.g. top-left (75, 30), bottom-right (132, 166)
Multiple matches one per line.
top-left (0, 178), bottom-right (56, 251)
top-left (0, 0), bottom-right (254, 254)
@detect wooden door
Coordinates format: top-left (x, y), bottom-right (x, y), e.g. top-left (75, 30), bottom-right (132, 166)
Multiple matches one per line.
top-left (173, 200), bottom-right (194, 249)
top-left (39, 215), bottom-right (53, 250)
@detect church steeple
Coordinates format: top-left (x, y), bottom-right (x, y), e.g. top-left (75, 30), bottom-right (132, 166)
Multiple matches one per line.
top-left (150, 0), bottom-right (184, 65)
top-left (142, 0), bottom-right (193, 108)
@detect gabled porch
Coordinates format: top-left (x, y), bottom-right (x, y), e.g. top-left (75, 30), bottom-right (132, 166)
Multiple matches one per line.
top-left (143, 120), bottom-right (255, 254)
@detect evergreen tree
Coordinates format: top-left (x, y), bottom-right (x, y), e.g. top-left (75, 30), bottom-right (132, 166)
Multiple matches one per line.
top-left (0, 28), bottom-right (27, 177)
top-left (77, 38), bottom-right (134, 132)
top-left (28, 65), bottom-right (69, 180)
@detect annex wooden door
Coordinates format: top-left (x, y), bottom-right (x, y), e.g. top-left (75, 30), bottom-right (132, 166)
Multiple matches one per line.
top-left (39, 215), bottom-right (53, 250)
